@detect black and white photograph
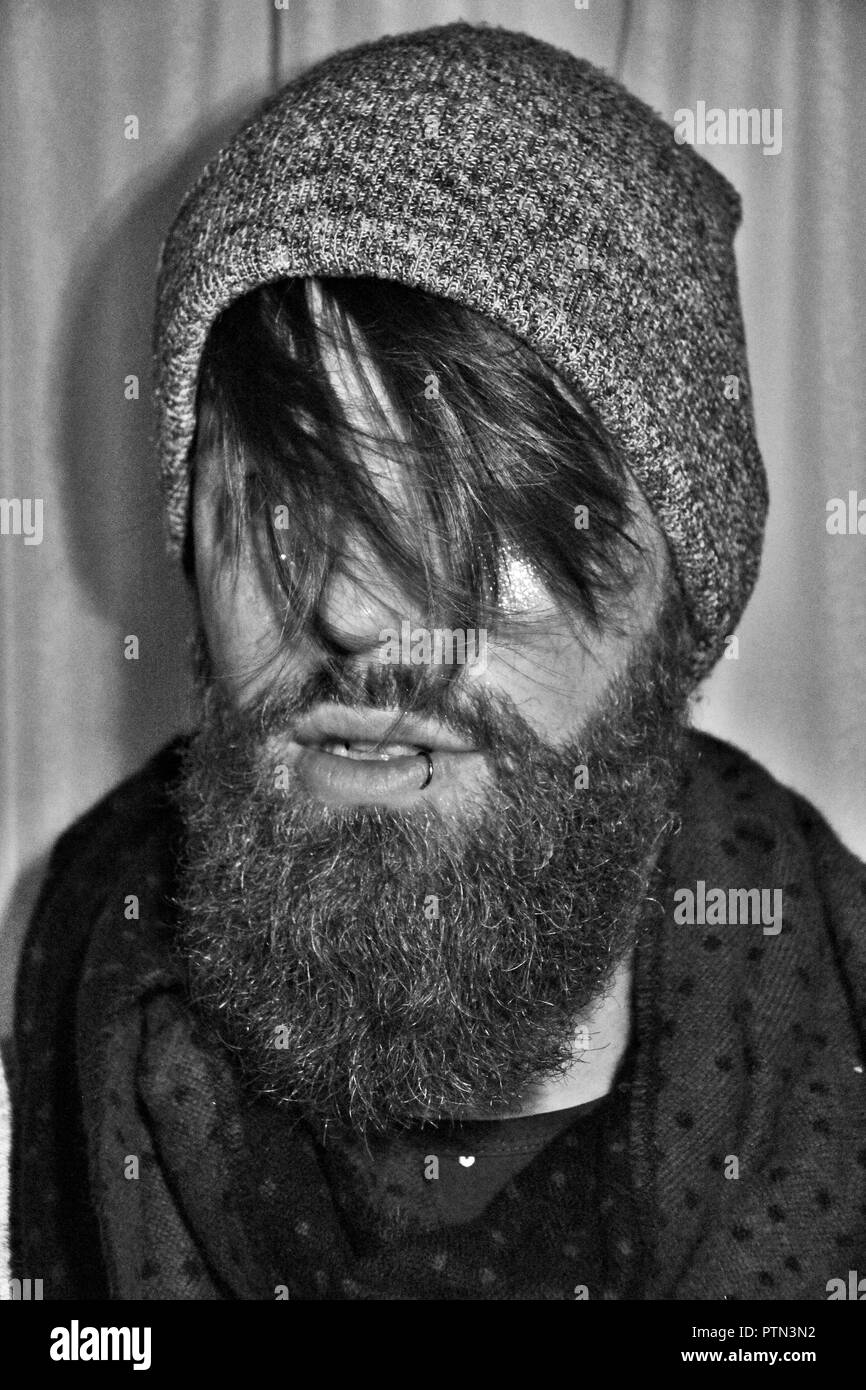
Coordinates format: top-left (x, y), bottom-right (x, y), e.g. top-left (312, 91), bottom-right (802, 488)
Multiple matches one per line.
top-left (1, 0), bottom-right (864, 1345)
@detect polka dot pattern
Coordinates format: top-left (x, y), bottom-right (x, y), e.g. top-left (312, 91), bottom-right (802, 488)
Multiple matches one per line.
top-left (634, 732), bottom-right (866, 1300)
top-left (8, 728), bottom-right (866, 1300)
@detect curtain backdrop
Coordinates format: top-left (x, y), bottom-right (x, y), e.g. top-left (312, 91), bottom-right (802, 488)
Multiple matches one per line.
top-left (2, 0), bottom-right (864, 1039)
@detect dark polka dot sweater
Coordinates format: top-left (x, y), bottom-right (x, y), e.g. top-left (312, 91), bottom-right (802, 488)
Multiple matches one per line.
top-left (8, 731), bottom-right (866, 1299)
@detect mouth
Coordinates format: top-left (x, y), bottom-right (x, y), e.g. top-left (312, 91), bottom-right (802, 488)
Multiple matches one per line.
top-left (318, 739), bottom-right (431, 761)
top-left (288, 707), bottom-right (483, 805)
top-left (294, 706), bottom-right (478, 756)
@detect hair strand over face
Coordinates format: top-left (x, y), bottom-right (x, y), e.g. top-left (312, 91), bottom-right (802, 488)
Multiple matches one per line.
top-left (191, 275), bottom-right (658, 668)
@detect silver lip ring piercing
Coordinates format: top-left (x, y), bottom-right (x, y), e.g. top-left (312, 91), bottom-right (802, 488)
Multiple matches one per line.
top-left (417, 749), bottom-right (434, 789)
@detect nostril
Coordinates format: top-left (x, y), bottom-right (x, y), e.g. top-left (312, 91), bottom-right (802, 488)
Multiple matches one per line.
top-left (310, 610), bottom-right (380, 658)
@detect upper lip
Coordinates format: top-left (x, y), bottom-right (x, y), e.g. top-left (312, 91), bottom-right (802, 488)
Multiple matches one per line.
top-left (293, 706), bottom-right (478, 753)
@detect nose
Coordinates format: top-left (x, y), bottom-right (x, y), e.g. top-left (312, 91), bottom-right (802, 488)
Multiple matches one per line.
top-left (312, 526), bottom-right (418, 657)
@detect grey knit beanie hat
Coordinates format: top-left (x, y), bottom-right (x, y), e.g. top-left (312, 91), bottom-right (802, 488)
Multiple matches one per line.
top-left (154, 20), bottom-right (767, 681)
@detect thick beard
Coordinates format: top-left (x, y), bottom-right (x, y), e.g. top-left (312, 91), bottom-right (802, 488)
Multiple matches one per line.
top-left (172, 596), bottom-right (693, 1137)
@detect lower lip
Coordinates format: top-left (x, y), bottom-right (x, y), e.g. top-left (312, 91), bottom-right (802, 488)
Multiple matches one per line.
top-left (292, 744), bottom-right (476, 806)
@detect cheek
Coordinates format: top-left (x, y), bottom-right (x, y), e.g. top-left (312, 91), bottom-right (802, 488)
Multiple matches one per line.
top-left (484, 629), bottom-right (604, 744)
top-left (489, 550), bottom-right (598, 735)
top-left (193, 502), bottom-right (281, 693)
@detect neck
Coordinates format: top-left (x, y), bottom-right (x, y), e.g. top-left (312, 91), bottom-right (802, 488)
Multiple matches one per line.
top-left (467, 949), bottom-right (634, 1120)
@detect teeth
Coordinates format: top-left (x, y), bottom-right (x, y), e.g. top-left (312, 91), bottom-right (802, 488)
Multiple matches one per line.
top-left (321, 739), bottom-right (421, 760)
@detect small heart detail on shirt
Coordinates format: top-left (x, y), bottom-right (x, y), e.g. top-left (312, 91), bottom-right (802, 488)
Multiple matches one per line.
top-left (458, 1156), bottom-right (475, 1167)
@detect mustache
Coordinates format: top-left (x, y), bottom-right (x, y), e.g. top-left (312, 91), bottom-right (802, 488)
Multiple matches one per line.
top-left (196, 640), bottom-right (541, 767)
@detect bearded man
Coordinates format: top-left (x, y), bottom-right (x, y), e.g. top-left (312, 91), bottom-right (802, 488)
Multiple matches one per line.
top-left (11, 22), bottom-right (866, 1302)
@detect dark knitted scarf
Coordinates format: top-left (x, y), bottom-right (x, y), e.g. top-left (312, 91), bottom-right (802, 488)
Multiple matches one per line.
top-left (11, 730), bottom-right (866, 1299)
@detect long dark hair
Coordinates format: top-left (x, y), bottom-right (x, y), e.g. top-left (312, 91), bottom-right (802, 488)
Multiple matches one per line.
top-left (191, 275), bottom-right (654, 650)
